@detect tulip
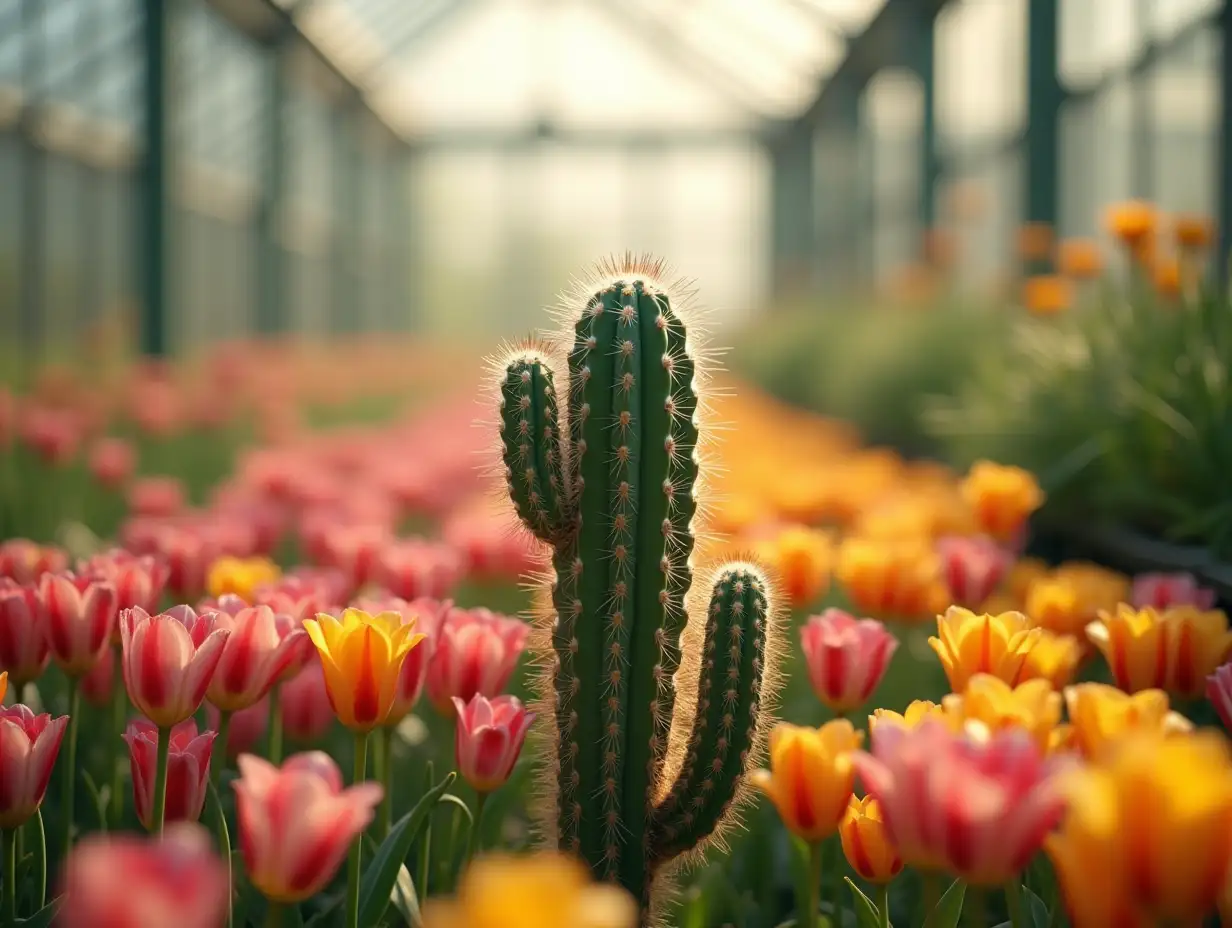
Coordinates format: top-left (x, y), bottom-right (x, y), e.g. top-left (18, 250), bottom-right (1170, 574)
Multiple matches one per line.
top-left (853, 720), bottom-right (1067, 885)
top-left (125, 719), bottom-right (215, 831)
top-left (960, 461), bottom-right (1043, 542)
top-left (422, 852), bottom-right (637, 928)
top-left (753, 525), bottom-right (832, 609)
top-left (751, 720), bottom-right (862, 843)
top-left (935, 535), bottom-right (1011, 609)
top-left (1087, 603), bottom-right (1232, 697)
top-left (1209, 661), bottom-right (1232, 732)
top-left (1050, 731), bottom-right (1232, 925)
top-left (1063, 683), bottom-right (1191, 761)
top-left (207, 698), bottom-right (268, 760)
top-left (799, 609), bottom-right (897, 714)
top-left (39, 571), bottom-right (117, 676)
top-left (839, 795), bottom-right (902, 884)
top-left (869, 699), bottom-right (952, 732)
top-left (941, 674), bottom-right (1061, 753)
top-left (0, 539), bottom-right (65, 585)
top-left (425, 607), bottom-right (529, 716)
top-left (1026, 562), bottom-right (1128, 639)
top-left (453, 694), bottom-right (535, 794)
top-left (205, 555), bottom-right (281, 604)
top-left (234, 751), bottom-right (382, 928)
top-left (834, 537), bottom-right (949, 623)
top-left (928, 606), bottom-right (1041, 692)
top-left (1015, 628), bottom-right (1082, 689)
top-left (280, 659), bottom-right (334, 744)
top-left (0, 674), bottom-right (6, 705)
top-left (127, 476), bottom-right (187, 518)
top-left (0, 704), bottom-right (68, 833)
top-left (58, 824), bottom-right (230, 928)
top-left (374, 538), bottom-right (463, 601)
top-left (80, 640), bottom-right (116, 707)
top-left (87, 436), bottom-right (136, 490)
top-left (0, 579), bottom-right (50, 689)
top-left (85, 549), bottom-right (170, 628)
top-left (1131, 570), bottom-right (1217, 610)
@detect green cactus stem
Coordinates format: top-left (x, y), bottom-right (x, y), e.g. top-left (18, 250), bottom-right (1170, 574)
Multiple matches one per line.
top-left (495, 258), bottom-right (780, 916)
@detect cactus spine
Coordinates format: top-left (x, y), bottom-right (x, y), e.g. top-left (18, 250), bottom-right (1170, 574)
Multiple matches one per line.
top-left (497, 257), bottom-right (780, 915)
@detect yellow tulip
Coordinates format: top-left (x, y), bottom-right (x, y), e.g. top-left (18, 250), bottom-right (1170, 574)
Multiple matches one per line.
top-left (835, 538), bottom-right (949, 624)
top-left (839, 796), bottom-right (902, 884)
top-left (1087, 604), bottom-right (1232, 697)
top-left (1052, 731), bottom-right (1232, 924)
top-left (750, 720), bottom-right (863, 842)
top-left (1062, 683), bottom-right (1192, 761)
top-left (1007, 557), bottom-right (1050, 604)
top-left (941, 674), bottom-right (1061, 753)
top-left (422, 852), bottom-right (636, 928)
top-left (1016, 629), bottom-right (1083, 689)
top-left (869, 699), bottom-right (952, 731)
top-left (303, 608), bottom-right (425, 731)
top-left (959, 461), bottom-right (1043, 541)
top-left (754, 525), bottom-right (831, 609)
top-left (206, 555), bottom-right (281, 604)
top-left (928, 607), bottom-right (1042, 692)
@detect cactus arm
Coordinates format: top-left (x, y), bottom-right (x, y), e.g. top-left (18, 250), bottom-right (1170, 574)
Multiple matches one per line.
top-left (499, 356), bottom-right (568, 542)
top-left (569, 287), bottom-right (622, 871)
top-left (654, 566), bottom-right (769, 861)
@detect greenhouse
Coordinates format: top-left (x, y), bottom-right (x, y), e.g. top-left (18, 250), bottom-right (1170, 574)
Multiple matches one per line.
top-left (1, 1), bottom-right (1232, 926)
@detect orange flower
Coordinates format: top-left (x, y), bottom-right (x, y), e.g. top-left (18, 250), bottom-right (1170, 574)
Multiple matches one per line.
top-left (960, 461), bottom-right (1044, 541)
top-left (1017, 629), bottom-right (1083, 689)
top-left (1106, 200), bottom-right (1157, 248)
top-left (928, 607), bottom-right (1042, 692)
top-left (1007, 558), bottom-right (1050, 603)
top-left (1154, 257), bottom-right (1182, 299)
top-left (835, 538), bottom-right (949, 624)
top-left (1062, 683), bottom-right (1192, 761)
top-left (1174, 213), bottom-right (1213, 251)
top-left (753, 525), bottom-right (831, 609)
top-left (869, 699), bottom-right (953, 732)
top-left (941, 674), bottom-right (1062, 753)
top-left (839, 796), bottom-right (902, 883)
top-left (1017, 222), bottom-right (1055, 261)
top-left (1087, 604), bottom-right (1232, 697)
top-left (1056, 238), bottom-right (1104, 280)
top-left (1022, 275), bottom-right (1072, 317)
top-left (750, 720), bottom-right (863, 842)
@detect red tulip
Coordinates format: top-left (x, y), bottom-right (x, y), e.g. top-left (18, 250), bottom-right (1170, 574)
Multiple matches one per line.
top-left (800, 608), bottom-right (898, 714)
top-left (80, 645), bottom-right (116, 708)
top-left (425, 607), bottom-right (529, 717)
top-left (205, 605), bottom-right (307, 713)
top-left (355, 596), bottom-right (447, 724)
top-left (0, 704), bottom-right (68, 828)
top-left (127, 476), bottom-right (187, 518)
top-left (0, 579), bottom-right (50, 687)
top-left (0, 539), bottom-right (66, 585)
top-left (59, 823), bottom-right (230, 928)
top-left (119, 606), bottom-right (230, 728)
top-left (252, 568), bottom-right (346, 622)
top-left (124, 719), bottom-right (215, 831)
top-left (1132, 571), bottom-right (1218, 611)
top-left (233, 751), bottom-right (382, 903)
top-left (88, 437), bottom-right (137, 490)
top-left (280, 660), bottom-right (334, 743)
top-left (936, 535), bottom-right (1012, 610)
top-left (18, 405), bottom-right (80, 465)
top-left (853, 720), bottom-right (1069, 884)
top-left (319, 523), bottom-right (392, 594)
top-left (207, 698), bottom-right (268, 760)
top-left (84, 549), bottom-right (170, 619)
top-left (452, 694), bottom-right (534, 793)
top-left (39, 571), bottom-right (118, 676)
top-left (374, 539), bottom-right (463, 602)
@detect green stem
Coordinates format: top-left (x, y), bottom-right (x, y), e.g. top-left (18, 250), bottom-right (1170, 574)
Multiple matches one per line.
top-left (417, 762), bottom-right (434, 906)
top-left (464, 791), bottom-right (488, 873)
top-left (264, 901), bottom-right (284, 928)
top-left (150, 725), bottom-right (171, 835)
top-left (966, 886), bottom-right (986, 928)
top-left (62, 677), bottom-right (80, 855)
top-left (109, 666), bottom-right (127, 828)
top-left (803, 840), bottom-right (822, 928)
top-left (920, 872), bottom-right (941, 927)
top-left (827, 836), bottom-right (843, 919)
top-left (213, 710), bottom-right (231, 787)
top-left (346, 730), bottom-right (369, 928)
top-left (266, 684), bottom-right (283, 765)
top-left (876, 883), bottom-right (890, 928)
top-left (379, 726), bottom-right (394, 840)
top-left (32, 809), bottom-right (45, 910)
top-left (1005, 879), bottom-right (1025, 928)
top-left (2, 829), bottom-right (14, 925)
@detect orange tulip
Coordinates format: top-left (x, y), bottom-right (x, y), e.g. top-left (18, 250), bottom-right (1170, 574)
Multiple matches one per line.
top-left (1016, 629), bottom-right (1082, 689)
top-left (750, 720), bottom-right (862, 842)
top-left (942, 674), bottom-right (1062, 753)
top-left (1087, 604), bottom-right (1232, 697)
top-left (960, 461), bottom-right (1043, 541)
top-left (835, 538), bottom-right (948, 624)
top-left (1062, 683), bottom-right (1191, 761)
top-left (839, 796), bottom-right (902, 883)
top-left (929, 607), bottom-right (1042, 692)
top-left (1056, 238), bottom-right (1104, 280)
top-left (1174, 213), bottom-right (1213, 251)
top-left (1106, 200), bottom-right (1157, 248)
top-left (1022, 275), bottom-right (1072, 317)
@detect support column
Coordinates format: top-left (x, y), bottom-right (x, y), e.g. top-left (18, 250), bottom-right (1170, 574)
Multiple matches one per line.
top-left (1025, 0), bottom-right (1061, 232)
top-left (330, 103), bottom-right (359, 335)
top-left (139, 0), bottom-right (170, 356)
top-left (75, 0), bottom-right (103, 345)
top-left (1131, 0), bottom-right (1155, 199)
top-left (769, 123), bottom-right (816, 300)
top-left (916, 8), bottom-right (939, 232)
top-left (255, 45), bottom-right (287, 336)
top-left (816, 77), bottom-right (863, 291)
top-left (19, 0), bottom-right (45, 363)
top-left (400, 146), bottom-right (420, 332)
top-left (1219, 0), bottom-right (1232, 283)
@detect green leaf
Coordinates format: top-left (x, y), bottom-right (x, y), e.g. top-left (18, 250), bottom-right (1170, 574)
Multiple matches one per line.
top-left (302, 894), bottom-right (344, 928)
top-left (391, 864), bottom-right (422, 928)
top-left (923, 879), bottom-right (966, 928)
top-left (1022, 886), bottom-right (1050, 928)
top-left (206, 781), bottom-right (233, 928)
top-left (843, 877), bottom-right (882, 928)
top-left (358, 771), bottom-right (457, 927)
top-left (16, 897), bottom-right (60, 928)
top-left (80, 770), bottom-right (109, 833)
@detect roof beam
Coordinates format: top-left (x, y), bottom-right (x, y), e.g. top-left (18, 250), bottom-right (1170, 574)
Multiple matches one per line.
top-left (360, 0), bottom-right (481, 85)
top-left (411, 121), bottom-right (753, 152)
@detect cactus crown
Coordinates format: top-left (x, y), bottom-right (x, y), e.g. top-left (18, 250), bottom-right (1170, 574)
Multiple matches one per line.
top-left (495, 255), bottom-right (782, 916)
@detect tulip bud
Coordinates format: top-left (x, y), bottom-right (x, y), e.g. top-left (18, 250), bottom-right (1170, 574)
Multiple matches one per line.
top-left (799, 609), bottom-right (897, 714)
top-left (452, 694), bottom-right (535, 794)
top-left (750, 720), bottom-right (862, 842)
top-left (124, 719), bottom-right (215, 831)
top-left (39, 571), bottom-right (118, 677)
top-left (0, 704), bottom-right (68, 829)
top-left (839, 796), bottom-right (902, 883)
top-left (425, 608), bottom-right (528, 717)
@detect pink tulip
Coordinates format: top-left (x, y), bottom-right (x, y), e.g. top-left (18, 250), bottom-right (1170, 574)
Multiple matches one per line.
top-left (59, 823), bottom-right (230, 928)
top-left (936, 535), bottom-right (1012, 609)
top-left (252, 568), bottom-right (346, 622)
top-left (441, 502), bottom-right (548, 580)
top-left (0, 579), bottom-right (50, 687)
top-left (319, 523), bottom-right (393, 594)
top-left (119, 606), bottom-right (230, 728)
top-left (1131, 571), bottom-right (1217, 610)
top-left (355, 596), bottom-right (447, 724)
top-left (425, 607), bottom-right (529, 717)
top-left (799, 609), bottom-right (898, 714)
top-left (158, 529), bottom-right (216, 600)
top-left (84, 549), bottom-right (170, 615)
top-left (1209, 662), bottom-right (1232, 731)
top-left (125, 719), bottom-right (215, 831)
top-left (80, 645), bottom-right (116, 708)
top-left (0, 539), bottom-right (66, 585)
top-left (374, 539), bottom-right (463, 602)
top-left (39, 571), bottom-right (118, 676)
top-left (452, 694), bottom-right (535, 793)
top-left (853, 720), bottom-right (1069, 884)
top-left (205, 605), bottom-right (307, 713)
top-left (280, 660), bottom-right (334, 743)
top-left (0, 704), bottom-right (68, 828)
top-left (88, 436), bottom-right (137, 490)
top-left (18, 405), bottom-right (80, 466)
top-left (207, 698), bottom-right (268, 760)
top-left (128, 476), bottom-right (187, 518)
top-left (233, 751), bottom-right (382, 904)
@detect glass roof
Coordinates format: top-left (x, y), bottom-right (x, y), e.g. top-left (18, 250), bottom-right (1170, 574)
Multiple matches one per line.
top-left (294, 0), bottom-right (886, 137)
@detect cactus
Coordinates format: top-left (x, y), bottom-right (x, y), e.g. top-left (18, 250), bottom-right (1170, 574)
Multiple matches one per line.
top-left (496, 256), bottom-right (782, 917)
